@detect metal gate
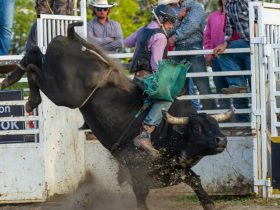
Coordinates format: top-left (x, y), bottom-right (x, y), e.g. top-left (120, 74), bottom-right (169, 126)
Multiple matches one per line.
top-left (0, 0), bottom-right (87, 203)
top-left (0, 77), bottom-right (46, 203)
top-left (251, 1), bottom-right (280, 197)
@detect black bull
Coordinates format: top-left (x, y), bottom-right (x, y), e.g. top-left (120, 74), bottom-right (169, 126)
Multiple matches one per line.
top-left (2, 22), bottom-right (233, 210)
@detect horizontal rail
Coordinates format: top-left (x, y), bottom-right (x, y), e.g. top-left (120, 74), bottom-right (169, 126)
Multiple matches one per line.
top-left (39, 14), bottom-right (83, 21)
top-left (0, 129), bottom-right (39, 135)
top-left (0, 49), bottom-right (251, 61)
top-left (219, 122), bottom-right (252, 128)
top-left (0, 116), bottom-right (39, 122)
top-left (198, 108), bottom-right (252, 114)
top-left (0, 101), bottom-right (26, 106)
top-left (274, 122), bottom-right (280, 127)
top-left (167, 48), bottom-right (251, 56)
top-left (186, 70), bottom-right (251, 77)
top-left (0, 78), bottom-right (28, 83)
top-left (0, 142), bottom-right (41, 147)
top-left (109, 48), bottom-right (251, 59)
top-left (178, 93), bottom-right (251, 100)
top-left (273, 92), bottom-right (280, 97)
top-left (0, 55), bottom-right (23, 61)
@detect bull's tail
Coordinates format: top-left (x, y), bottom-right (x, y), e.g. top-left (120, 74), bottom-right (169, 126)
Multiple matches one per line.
top-left (67, 21), bottom-right (83, 40)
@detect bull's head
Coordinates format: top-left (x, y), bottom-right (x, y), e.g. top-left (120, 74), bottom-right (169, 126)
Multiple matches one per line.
top-left (162, 109), bottom-right (234, 156)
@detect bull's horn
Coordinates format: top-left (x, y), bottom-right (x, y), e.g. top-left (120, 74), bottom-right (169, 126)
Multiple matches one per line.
top-left (162, 110), bottom-right (189, 125)
top-left (211, 108), bottom-right (235, 122)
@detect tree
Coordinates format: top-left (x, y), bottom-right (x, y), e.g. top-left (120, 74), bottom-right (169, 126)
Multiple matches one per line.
top-left (10, 0), bottom-right (36, 54)
top-left (11, 0), bottom-right (277, 55)
top-left (109, 0), bottom-right (153, 38)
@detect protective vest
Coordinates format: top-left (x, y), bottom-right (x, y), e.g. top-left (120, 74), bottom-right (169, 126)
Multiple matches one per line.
top-left (130, 27), bottom-right (168, 73)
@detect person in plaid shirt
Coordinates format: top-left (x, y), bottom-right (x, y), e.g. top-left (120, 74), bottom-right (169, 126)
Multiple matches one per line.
top-left (213, 0), bottom-right (251, 122)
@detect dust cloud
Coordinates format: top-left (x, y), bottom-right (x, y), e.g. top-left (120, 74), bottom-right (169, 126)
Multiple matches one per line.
top-left (57, 173), bottom-right (136, 210)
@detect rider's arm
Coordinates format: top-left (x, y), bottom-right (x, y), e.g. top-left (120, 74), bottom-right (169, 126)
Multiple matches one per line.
top-left (149, 33), bottom-right (167, 72)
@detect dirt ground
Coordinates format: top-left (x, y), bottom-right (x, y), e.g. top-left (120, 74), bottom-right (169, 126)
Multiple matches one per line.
top-left (0, 189), bottom-right (279, 210)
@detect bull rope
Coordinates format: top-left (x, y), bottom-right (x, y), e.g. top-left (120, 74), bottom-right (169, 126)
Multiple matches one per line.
top-left (78, 46), bottom-right (112, 109)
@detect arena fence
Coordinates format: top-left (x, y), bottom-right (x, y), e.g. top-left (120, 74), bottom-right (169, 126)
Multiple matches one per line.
top-left (0, 0), bottom-right (279, 203)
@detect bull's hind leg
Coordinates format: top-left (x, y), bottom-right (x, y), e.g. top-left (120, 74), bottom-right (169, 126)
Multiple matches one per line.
top-left (25, 64), bottom-right (42, 113)
top-left (185, 169), bottom-right (215, 210)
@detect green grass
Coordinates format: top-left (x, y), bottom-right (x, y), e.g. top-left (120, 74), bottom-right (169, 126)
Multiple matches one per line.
top-left (173, 194), bottom-right (280, 207)
top-left (174, 194), bottom-right (199, 203)
top-left (2, 83), bottom-right (29, 97)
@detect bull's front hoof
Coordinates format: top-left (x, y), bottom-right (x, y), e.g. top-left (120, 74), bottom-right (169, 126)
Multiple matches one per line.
top-left (202, 203), bottom-right (216, 210)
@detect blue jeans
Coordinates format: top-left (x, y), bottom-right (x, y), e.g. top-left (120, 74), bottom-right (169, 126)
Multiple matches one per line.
top-left (36, 0), bottom-right (70, 15)
top-left (217, 39), bottom-right (250, 121)
top-left (0, 0), bottom-right (15, 55)
top-left (212, 58), bottom-right (231, 109)
top-left (189, 78), bottom-right (201, 110)
top-left (144, 100), bottom-right (172, 126)
top-left (217, 39), bottom-right (250, 87)
top-left (133, 76), bottom-right (172, 126)
top-left (174, 42), bottom-right (216, 110)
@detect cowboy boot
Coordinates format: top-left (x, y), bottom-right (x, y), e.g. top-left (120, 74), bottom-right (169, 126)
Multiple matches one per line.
top-left (134, 124), bottom-right (160, 158)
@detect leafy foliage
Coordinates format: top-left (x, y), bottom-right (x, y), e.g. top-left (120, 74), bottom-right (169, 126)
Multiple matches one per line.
top-left (11, 0), bottom-right (36, 54)
top-left (109, 0), bottom-right (153, 37)
top-left (10, 0), bottom-right (280, 54)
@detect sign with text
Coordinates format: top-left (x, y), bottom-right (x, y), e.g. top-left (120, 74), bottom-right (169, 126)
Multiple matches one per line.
top-left (0, 90), bottom-right (25, 143)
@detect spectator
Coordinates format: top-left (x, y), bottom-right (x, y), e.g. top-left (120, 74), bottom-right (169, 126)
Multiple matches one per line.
top-left (0, 0), bottom-right (15, 55)
top-left (166, 0), bottom-right (201, 110)
top-left (203, 0), bottom-right (231, 109)
top-left (158, 0), bottom-right (179, 6)
top-left (213, 0), bottom-right (250, 122)
top-left (25, 0), bottom-right (72, 51)
top-left (87, 0), bottom-right (123, 52)
top-left (35, 0), bottom-right (71, 15)
top-left (124, 5), bottom-right (177, 158)
top-left (79, 0), bottom-right (123, 130)
top-left (169, 0), bottom-right (216, 110)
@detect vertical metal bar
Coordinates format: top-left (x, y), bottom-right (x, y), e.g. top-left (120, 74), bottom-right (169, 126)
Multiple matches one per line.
top-left (249, 1), bottom-right (270, 197)
top-left (47, 19), bottom-right (52, 45)
top-left (257, 4), bottom-right (269, 198)
top-left (266, 25), bottom-right (269, 44)
top-left (56, 19), bottom-right (60, 36)
top-left (249, 2), bottom-right (259, 195)
top-left (61, 20), bottom-right (65, 36)
top-left (52, 19), bottom-right (56, 39)
top-left (37, 17), bottom-right (44, 53)
top-left (43, 19), bottom-right (48, 53)
top-left (269, 45), bottom-right (278, 136)
top-left (80, 0), bottom-right (87, 39)
top-left (65, 20), bottom-right (69, 36)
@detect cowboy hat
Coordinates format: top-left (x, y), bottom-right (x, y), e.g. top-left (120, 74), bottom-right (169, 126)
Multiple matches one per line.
top-left (88, 0), bottom-right (117, 9)
top-left (158, 0), bottom-right (179, 5)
